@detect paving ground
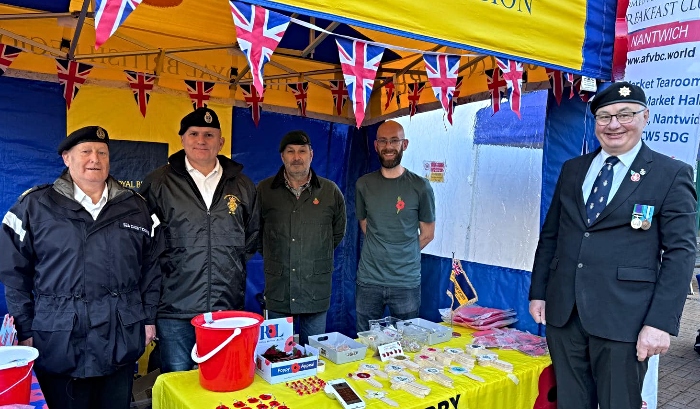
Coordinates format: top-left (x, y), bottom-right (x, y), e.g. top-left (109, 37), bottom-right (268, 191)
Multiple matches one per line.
top-left (658, 273), bottom-right (700, 408)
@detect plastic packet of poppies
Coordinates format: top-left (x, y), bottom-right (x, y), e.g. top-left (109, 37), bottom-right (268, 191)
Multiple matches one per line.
top-left (262, 345), bottom-right (312, 363)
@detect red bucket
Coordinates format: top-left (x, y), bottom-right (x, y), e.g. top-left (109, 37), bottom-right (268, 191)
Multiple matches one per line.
top-left (0, 346), bottom-right (39, 406)
top-left (191, 311), bottom-right (263, 392)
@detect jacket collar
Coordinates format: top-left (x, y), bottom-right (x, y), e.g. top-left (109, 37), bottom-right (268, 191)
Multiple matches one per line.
top-left (270, 165), bottom-right (321, 189)
top-left (168, 149), bottom-right (244, 180)
top-left (53, 169), bottom-right (129, 202)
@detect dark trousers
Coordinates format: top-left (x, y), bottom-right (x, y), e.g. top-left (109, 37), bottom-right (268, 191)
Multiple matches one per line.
top-left (35, 364), bottom-right (134, 409)
top-left (546, 308), bottom-right (647, 409)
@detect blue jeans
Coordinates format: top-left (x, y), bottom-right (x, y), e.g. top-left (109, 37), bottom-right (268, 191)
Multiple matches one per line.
top-left (355, 281), bottom-right (421, 333)
top-left (156, 318), bottom-right (197, 373)
top-left (266, 310), bottom-right (327, 346)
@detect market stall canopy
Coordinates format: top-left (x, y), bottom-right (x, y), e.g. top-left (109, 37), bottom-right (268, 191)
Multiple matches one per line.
top-left (0, 0), bottom-right (616, 125)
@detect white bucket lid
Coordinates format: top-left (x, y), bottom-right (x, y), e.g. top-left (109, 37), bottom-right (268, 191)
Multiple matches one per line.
top-left (202, 317), bottom-right (259, 329)
top-left (0, 346), bottom-right (39, 368)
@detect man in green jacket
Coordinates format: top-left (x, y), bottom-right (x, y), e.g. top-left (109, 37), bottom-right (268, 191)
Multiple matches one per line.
top-left (257, 130), bottom-right (346, 344)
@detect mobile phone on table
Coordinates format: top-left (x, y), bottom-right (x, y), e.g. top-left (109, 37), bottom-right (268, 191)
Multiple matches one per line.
top-left (324, 379), bottom-right (366, 409)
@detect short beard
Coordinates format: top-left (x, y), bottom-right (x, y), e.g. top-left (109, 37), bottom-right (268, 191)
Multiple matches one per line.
top-left (379, 148), bottom-right (403, 169)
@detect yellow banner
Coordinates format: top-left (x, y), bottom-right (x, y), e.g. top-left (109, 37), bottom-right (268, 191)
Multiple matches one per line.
top-left (264, 0), bottom-right (588, 71)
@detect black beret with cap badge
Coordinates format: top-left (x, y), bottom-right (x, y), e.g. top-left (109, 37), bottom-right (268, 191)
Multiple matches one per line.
top-left (57, 126), bottom-right (109, 155)
top-left (590, 81), bottom-right (647, 114)
top-left (178, 107), bottom-right (221, 135)
top-left (279, 130), bottom-right (312, 152)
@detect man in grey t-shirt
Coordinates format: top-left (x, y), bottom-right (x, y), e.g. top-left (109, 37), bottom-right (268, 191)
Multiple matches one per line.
top-left (355, 120), bottom-right (436, 332)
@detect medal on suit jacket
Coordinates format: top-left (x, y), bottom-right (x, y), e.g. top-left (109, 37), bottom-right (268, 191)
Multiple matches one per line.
top-left (641, 205), bottom-right (654, 230)
top-left (631, 204), bottom-right (643, 229)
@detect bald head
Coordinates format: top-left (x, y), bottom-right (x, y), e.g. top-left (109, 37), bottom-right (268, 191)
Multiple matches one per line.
top-left (377, 120), bottom-right (405, 140)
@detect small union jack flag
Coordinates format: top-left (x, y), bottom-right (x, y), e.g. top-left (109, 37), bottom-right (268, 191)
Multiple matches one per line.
top-left (55, 59), bottom-right (93, 110)
top-left (495, 57), bottom-right (525, 119)
top-left (485, 67), bottom-right (506, 115)
top-left (125, 70), bottom-right (155, 117)
top-left (240, 83), bottom-right (265, 126)
top-left (423, 54), bottom-right (460, 124)
top-left (447, 76), bottom-right (463, 124)
top-left (545, 68), bottom-right (564, 106)
top-left (230, 1), bottom-right (290, 98)
top-left (184, 80), bottom-right (215, 109)
top-left (336, 38), bottom-right (384, 128)
top-left (329, 80), bottom-right (348, 116)
top-left (0, 44), bottom-right (22, 76)
top-left (94, 0), bottom-right (142, 49)
top-left (383, 78), bottom-right (395, 112)
top-left (406, 82), bottom-right (425, 118)
top-left (287, 82), bottom-right (309, 117)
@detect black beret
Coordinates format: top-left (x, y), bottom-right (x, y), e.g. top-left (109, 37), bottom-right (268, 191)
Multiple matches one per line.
top-left (279, 130), bottom-right (312, 152)
top-left (590, 81), bottom-right (647, 114)
top-left (58, 126), bottom-right (109, 155)
top-left (178, 107), bottom-right (221, 135)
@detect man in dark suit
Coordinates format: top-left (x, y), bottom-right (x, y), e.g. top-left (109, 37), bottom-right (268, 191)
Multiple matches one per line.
top-left (530, 81), bottom-right (697, 409)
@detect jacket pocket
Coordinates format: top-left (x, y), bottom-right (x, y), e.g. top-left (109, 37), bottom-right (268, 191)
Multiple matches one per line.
top-left (312, 259), bottom-right (333, 301)
top-left (114, 306), bottom-right (146, 366)
top-left (31, 311), bottom-right (78, 374)
top-left (617, 267), bottom-right (657, 282)
top-left (264, 259), bottom-right (286, 302)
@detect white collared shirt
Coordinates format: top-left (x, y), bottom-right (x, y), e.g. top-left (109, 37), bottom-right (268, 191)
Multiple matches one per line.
top-left (185, 156), bottom-right (222, 209)
top-left (582, 139), bottom-right (643, 205)
top-left (74, 183), bottom-right (109, 220)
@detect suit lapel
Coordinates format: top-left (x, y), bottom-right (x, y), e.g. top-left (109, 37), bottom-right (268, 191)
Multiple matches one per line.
top-left (590, 143), bottom-right (654, 227)
top-left (576, 148), bottom-right (600, 225)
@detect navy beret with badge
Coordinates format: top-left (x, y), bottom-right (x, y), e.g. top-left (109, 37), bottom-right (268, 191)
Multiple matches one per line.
top-left (57, 126), bottom-right (109, 155)
top-left (279, 130), bottom-right (312, 152)
top-left (590, 81), bottom-right (647, 114)
top-left (179, 107), bottom-right (221, 135)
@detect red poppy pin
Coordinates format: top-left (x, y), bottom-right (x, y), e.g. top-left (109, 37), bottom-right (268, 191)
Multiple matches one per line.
top-left (291, 363), bottom-right (301, 373)
top-left (313, 198), bottom-right (319, 205)
top-left (396, 196), bottom-right (405, 214)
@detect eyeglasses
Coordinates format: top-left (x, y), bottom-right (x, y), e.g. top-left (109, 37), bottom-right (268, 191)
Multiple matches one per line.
top-left (376, 138), bottom-right (405, 147)
top-left (594, 109), bottom-right (646, 126)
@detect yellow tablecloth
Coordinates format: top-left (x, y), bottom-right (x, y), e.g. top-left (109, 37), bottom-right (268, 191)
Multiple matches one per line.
top-left (153, 326), bottom-right (553, 409)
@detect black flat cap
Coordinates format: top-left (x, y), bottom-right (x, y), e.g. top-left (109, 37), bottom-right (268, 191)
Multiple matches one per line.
top-left (58, 126), bottom-right (109, 155)
top-left (590, 82), bottom-right (647, 114)
top-left (179, 107), bottom-right (221, 135)
top-left (279, 130), bottom-right (312, 152)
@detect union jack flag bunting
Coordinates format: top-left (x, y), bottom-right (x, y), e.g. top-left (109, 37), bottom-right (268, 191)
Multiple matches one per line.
top-left (447, 76), bottom-right (463, 124)
top-left (423, 54), bottom-right (460, 123)
top-left (545, 68), bottom-right (564, 106)
top-left (495, 57), bottom-right (525, 119)
top-left (55, 59), bottom-right (93, 110)
top-left (566, 72), bottom-right (575, 98)
top-left (574, 76), bottom-right (595, 103)
top-left (0, 45), bottom-right (22, 76)
top-left (329, 80), bottom-right (348, 116)
top-left (287, 82), bottom-right (309, 117)
top-left (94, 0), bottom-right (142, 49)
top-left (335, 38), bottom-right (384, 128)
top-left (240, 83), bottom-right (265, 126)
top-left (383, 78), bottom-right (395, 112)
top-left (447, 257), bottom-right (478, 309)
top-left (184, 80), bottom-right (215, 109)
top-left (230, 1), bottom-right (290, 98)
top-left (406, 82), bottom-right (425, 118)
top-left (485, 67), bottom-right (506, 115)
top-left (125, 70), bottom-right (155, 117)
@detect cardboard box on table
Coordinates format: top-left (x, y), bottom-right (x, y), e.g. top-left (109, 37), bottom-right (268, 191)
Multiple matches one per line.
top-left (255, 317), bottom-right (319, 384)
top-left (308, 332), bottom-right (368, 364)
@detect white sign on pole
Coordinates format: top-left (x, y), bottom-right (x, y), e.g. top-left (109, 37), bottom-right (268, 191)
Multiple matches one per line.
top-left (625, 0), bottom-right (700, 167)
